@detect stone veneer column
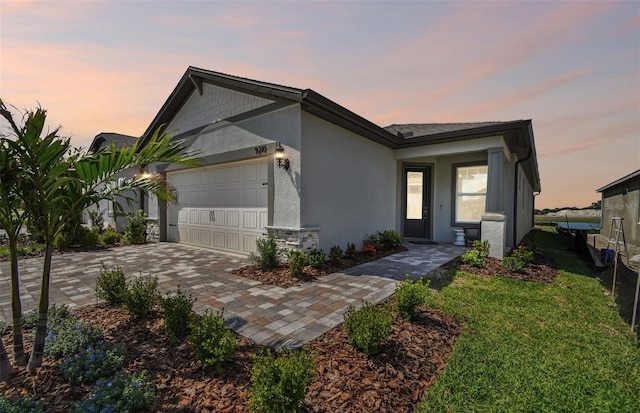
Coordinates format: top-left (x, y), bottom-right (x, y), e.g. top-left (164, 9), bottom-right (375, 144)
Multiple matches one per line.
top-left (481, 213), bottom-right (507, 259)
top-left (486, 147), bottom-right (505, 213)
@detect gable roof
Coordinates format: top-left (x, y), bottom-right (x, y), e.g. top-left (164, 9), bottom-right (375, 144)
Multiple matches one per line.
top-left (88, 132), bottom-right (137, 153)
top-left (139, 66), bottom-right (540, 190)
top-left (596, 169), bottom-right (640, 193)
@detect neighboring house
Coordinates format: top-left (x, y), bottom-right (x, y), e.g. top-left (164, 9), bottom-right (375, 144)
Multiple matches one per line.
top-left (137, 66), bottom-right (540, 257)
top-left (597, 169), bottom-right (640, 248)
top-left (82, 132), bottom-right (141, 232)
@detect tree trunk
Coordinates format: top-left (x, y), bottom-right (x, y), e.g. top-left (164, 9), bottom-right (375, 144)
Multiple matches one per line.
top-left (26, 242), bottom-right (53, 372)
top-left (0, 337), bottom-right (16, 382)
top-left (9, 234), bottom-right (26, 365)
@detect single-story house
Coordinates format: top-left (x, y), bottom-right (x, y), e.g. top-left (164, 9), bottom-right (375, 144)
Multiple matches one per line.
top-left (136, 66), bottom-right (540, 258)
top-left (82, 132), bottom-right (142, 232)
top-left (597, 169), bottom-right (640, 248)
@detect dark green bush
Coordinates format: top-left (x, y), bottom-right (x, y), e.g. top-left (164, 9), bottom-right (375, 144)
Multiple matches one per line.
top-left (72, 371), bottom-right (155, 413)
top-left (307, 248), bottom-right (325, 269)
top-left (45, 320), bottom-right (104, 359)
top-left (60, 341), bottom-right (125, 385)
top-left (54, 226), bottom-right (99, 249)
top-left (161, 286), bottom-right (196, 344)
top-left (344, 242), bottom-right (357, 260)
top-left (252, 235), bottom-right (280, 269)
top-left (286, 248), bottom-right (307, 276)
top-left (124, 209), bottom-right (147, 244)
top-left (395, 277), bottom-right (433, 321)
top-left (502, 256), bottom-right (526, 272)
top-left (99, 226), bottom-right (122, 245)
top-left (377, 230), bottom-right (402, 251)
top-left (343, 300), bottom-right (393, 356)
top-left (249, 348), bottom-right (316, 413)
top-left (123, 275), bottom-right (160, 318)
top-left (188, 309), bottom-right (237, 372)
top-left (328, 245), bottom-right (343, 264)
top-left (96, 264), bottom-right (128, 306)
top-left (0, 393), bottom-right (44, 413)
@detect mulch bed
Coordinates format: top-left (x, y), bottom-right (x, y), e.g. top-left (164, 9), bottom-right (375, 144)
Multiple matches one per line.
top-left (1, 303), bottom-right (461, 412)
top-left (452, 253), bottom-right (559, 284)
top-left (232, 247), bottom-right (407, 288)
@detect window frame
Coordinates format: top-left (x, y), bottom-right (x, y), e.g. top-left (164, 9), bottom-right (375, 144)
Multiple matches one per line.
top-left (451, 162), bottom-right (488, 225)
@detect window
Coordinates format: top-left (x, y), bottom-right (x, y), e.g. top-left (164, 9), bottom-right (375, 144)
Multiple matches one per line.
top-left (455, 164), bottom-right (487, 223)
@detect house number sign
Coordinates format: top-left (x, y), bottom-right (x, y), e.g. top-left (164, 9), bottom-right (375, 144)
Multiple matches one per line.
top-left (255, 145), bottom-right (267, 156)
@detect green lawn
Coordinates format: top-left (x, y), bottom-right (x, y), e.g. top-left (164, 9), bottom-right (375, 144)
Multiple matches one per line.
top-left (419, 228), bottom-right (640, 413)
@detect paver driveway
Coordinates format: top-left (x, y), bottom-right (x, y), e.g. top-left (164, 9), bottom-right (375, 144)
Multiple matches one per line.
top-left (0, 242), bottom-right (466, 347)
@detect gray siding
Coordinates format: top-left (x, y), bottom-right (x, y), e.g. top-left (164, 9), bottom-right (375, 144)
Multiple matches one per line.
top-left (601, 177), bottom-right (640, 247)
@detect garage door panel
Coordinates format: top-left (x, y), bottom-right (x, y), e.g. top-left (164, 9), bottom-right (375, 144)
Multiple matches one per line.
top-left (227, 233), bottom-right (240, 250)
top-left (167, 160), bottom-right (268, 255)
top-left (227, 211), bottom-right (240, 227)
top-left (243, 211), bottom-right (258, 230)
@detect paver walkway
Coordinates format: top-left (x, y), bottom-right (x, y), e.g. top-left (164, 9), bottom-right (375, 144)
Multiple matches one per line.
top-left (0, 242), bottom-right (466, 348)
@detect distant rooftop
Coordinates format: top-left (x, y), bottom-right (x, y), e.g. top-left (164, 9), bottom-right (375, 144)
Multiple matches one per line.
top-left (89, 132), bottom-right (137, 152)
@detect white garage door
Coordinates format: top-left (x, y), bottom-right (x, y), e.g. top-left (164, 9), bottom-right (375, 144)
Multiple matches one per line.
top-left (167, 160), bottom-right (268, 255)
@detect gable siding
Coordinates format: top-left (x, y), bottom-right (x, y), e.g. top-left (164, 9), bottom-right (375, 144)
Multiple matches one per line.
top-left (166, 83), bottom-right (274, 136)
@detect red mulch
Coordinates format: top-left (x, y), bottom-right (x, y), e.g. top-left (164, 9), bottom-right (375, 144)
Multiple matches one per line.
top-left (232, 247), bottom-right (407, 288)
top-left (0, 303), bottom-right (461, 412)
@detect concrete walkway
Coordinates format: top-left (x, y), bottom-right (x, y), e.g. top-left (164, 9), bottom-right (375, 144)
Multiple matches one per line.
top-left (0, 242), bottom-right (466, 348)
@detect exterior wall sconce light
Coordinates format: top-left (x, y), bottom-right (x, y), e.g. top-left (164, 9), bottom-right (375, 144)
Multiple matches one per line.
top-left (274, 142), bottom-right (290, 171)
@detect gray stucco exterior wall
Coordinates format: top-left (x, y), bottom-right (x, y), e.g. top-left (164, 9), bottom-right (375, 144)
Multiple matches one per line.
top-left (601, 176), bottom-right (640, 247)
top-left (300, 112), bottom-right (397, 251)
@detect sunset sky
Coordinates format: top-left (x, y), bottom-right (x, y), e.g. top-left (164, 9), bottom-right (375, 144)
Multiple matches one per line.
top-left (1, 0), bottom-right (638, 209)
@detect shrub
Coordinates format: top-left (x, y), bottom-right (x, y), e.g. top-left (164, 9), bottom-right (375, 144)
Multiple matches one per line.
top-left (502, 256), bottom-right (526, 273)
top-left (88, 209), bottom-right (104, 232)
top-left (344, 242), bottom-right (357, 260)
top-left (54, 225), bottom-right (99, 249)
top-left (96, 264), bottom-right (128, 306)
top-left (472, 240), bottom-right (490, 258)
top-left (343, 300), bottom-right (393, 356)
top-left (328, 245), bottom-right (343, 264)
top-left (23, 303), bottom-right (71, 330)
top-left (99, 226), bottom-right (122, 245)
top-left (461, 240), bottom-right (491, 268)
top-left (377, 230), bottom-right (402, 251)
top-left (460, 249), bottom-right (486, 267)
top-left (161, 286), bottom-right (196, 344)
top-left (362, 243), bottom-right (377, 255)
top-left (286, 249), bottom-right (307, 276)
top-left (188, 309), bottom-right (237, 372)
top-left (45, 320), bottom-right (104, 359)
top-left (252, 235), bottom-right (280, 269)
top-left (364, 233), bottom-right (382, 251)
top-left (511, 245), bottom-right (534, 264)
top-left (0, 393), bottom-right (44, 413)
top-left (249, 348), bottom-right (316, 413)
top-left (395, 277), bottom-right (433, 321)
top-left (123, 275), bottom-right (160, 318)
top-left (60, 341), bottom-right (125, 385)
top-left (124, 209), bottom-right (147, 244)
top-left (307, 248), bottom-right (325, 269)
top-left (72, 370), bottom-right (155, 413)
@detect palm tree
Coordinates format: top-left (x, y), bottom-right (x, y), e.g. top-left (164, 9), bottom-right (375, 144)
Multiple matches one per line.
top-left (0, 99), bottom-right (199, 372)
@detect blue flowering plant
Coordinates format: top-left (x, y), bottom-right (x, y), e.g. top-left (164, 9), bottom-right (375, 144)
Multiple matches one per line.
top-left (45, 320), bottom-right (104, 359)
top-left (72, 370), bottom-right (155, 413)
top-left (60, 341), bottom-right (126, 385)
top-left (0, 393), bottom-right (44, 413)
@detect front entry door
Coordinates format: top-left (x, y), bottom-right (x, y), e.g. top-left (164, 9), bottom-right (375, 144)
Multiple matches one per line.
top-left (403, 167), bottom-right (430, 239)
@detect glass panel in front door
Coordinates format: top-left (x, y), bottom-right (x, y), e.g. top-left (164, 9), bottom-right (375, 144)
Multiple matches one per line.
top-left (406, 171), bottom-right (423, 219)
